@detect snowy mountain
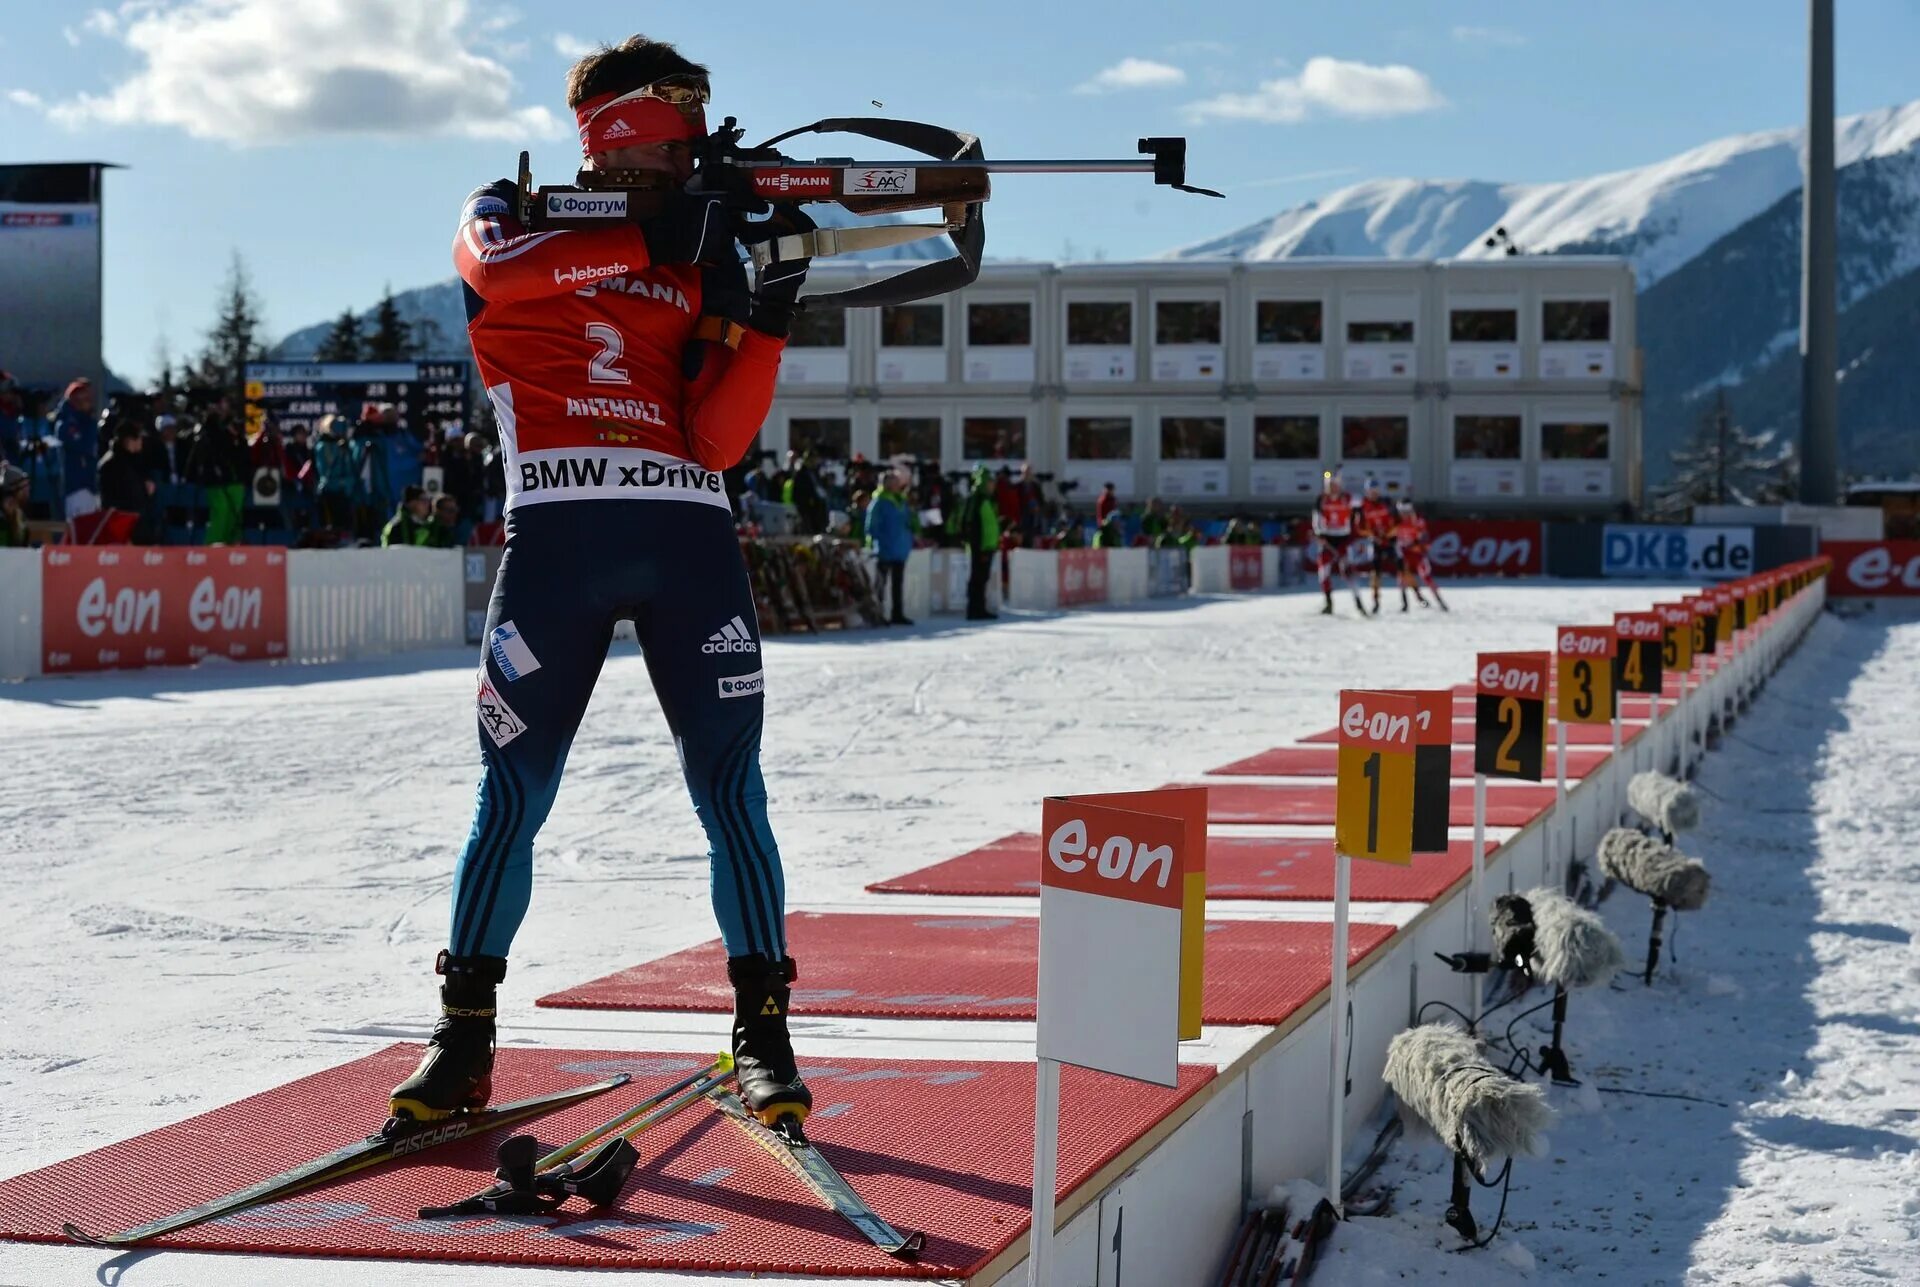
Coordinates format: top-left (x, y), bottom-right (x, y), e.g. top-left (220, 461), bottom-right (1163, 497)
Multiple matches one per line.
top-left (271, 204), bottom-right (948, 362)
top-left (1168, 100), bottom-right (1920, 290)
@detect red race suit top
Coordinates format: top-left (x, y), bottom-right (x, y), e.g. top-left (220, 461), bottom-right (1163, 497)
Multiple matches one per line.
top-left (1393, 513), bottom-right (1430, 554)
top-left (453, 181), bottom-right (784, 514)
top-left (1359, 496), bottom-right (1395, 541)
top-left (1311, 491), bottom-right (1356, 539)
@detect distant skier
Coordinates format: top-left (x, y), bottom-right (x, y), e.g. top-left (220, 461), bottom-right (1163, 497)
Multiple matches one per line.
top-left (1356, 479), bottom-right (1397, 615)
top-left (1392, 498), bottom-right (1447, 612)
top-left (1311, 469), bottom-right (1364, 616)
top-left (390, 35), bottom-right (814, 1131)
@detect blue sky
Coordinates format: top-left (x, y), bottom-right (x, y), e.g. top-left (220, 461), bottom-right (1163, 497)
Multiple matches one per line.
top-left (3, 0), bottom-right (1917, 385)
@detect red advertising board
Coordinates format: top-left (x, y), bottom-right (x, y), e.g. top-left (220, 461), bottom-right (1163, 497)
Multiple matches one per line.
top-left (1824, 541), bottom-right (1920, 596)
top-left (1228, 546), bottom-right (1262, 591)
top-left (41, 547), bottom-right (289, 674)
top-left (1058, 548), bottom-right (1110, 607)
top-left (1424, 520), bottom-right (1544, 577)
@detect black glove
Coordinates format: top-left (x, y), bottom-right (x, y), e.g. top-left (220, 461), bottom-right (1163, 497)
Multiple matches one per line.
top-left (746, 205), bottom-right (815, 339)
top-left (637, 190), bottom-right (735, 267)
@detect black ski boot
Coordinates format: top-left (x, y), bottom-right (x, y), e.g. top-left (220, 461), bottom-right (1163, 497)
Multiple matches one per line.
top-left (728, 953), bottom-right (812, 1127)
top-left (389, 951), bottom-right (507, 1123)
top-left (1320, 590), bottom-right (1334, 615)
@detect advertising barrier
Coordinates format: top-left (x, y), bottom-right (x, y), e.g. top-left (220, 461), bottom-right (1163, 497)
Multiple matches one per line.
top-left (1823, 540), bottom-right (1920, 596)
top-left (40, 547), bottom-right (288, 674)
top-left (1058, 548), bottom-right (1110, 608)
top-left (1228, 546), bottom-right (1263, 591)
top-left (1601, 524), bottom-right (1754, 580)
top-left (1148, 548), bottom-right (1189, 598)
top-left (1425, 520), bottom-right (1544, 577)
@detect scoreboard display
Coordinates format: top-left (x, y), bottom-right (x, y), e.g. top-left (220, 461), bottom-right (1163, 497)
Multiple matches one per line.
top-left (243, 361), bottom-right (471, 438)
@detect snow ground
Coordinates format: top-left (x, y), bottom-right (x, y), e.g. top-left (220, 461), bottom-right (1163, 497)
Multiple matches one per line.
top-left (1, 583), bottom-right (1911, 1284)
top-left (1315, 601), bottom-right (1920, 1287)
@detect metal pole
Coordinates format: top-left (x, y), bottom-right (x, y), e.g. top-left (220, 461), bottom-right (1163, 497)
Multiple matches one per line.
top-left (1470, 774), bottom-right (1486, 1023)
top-left (1029, 1056), bottom-right (1060, 1286)
top-left (1555, 721), bottom-right (1569, 882)
top-left (1799, 0), bottom-right (1839, 503)
top-left (1327, 851), bottom-right (1352, 1215)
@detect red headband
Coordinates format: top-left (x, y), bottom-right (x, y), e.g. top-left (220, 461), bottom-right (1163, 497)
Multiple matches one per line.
top-left (575, 90), bottom-right (706, 155)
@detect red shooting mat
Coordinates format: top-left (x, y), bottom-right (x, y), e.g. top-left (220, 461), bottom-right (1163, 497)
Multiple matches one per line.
top-left (1299, 720), bottom-right (1646, 746)
top-left (1205, 745), bottom-right (1610, 779)
top-left (0, 1046), bottom-right (1211, 1278)
top-left (1181, 781), bottom-right (1553, 827)
top-left (868, 833), bottom-right (1486, 902)
top-left (538, 912), bottom-right (1398, 1025)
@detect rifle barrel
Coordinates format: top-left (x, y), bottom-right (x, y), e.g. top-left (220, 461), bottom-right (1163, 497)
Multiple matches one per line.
top-left (735, 159), bottom-right (1157, 174)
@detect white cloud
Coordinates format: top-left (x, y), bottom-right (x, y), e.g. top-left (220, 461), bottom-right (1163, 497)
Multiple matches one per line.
top-left (47, 0), bottom-right (561, 145)
top-left (1074, 57), bottom-right (1187, 95)
top-left (1451, 25), bottom-right (1528, 48)
top-left (553, 32), bottom-right (597, 60)
top-left (7, 88), bottom-right (45, 109)
top-left (1183, 56), bottom-right (1445, 125)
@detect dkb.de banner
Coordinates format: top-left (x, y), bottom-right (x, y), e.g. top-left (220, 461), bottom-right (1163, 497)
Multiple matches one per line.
top-left (1601, 525), bottom-right (1754, 580)
top-left (41, 547), bottom-right (289, 674)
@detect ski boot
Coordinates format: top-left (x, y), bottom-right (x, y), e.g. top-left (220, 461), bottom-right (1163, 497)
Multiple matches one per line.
top-left (1320, 589), bottom-right (1334, 615)
top-left (728, 953), bottom-right (812, 1130)
top-left (389, 951), bottom-right (507, 1123)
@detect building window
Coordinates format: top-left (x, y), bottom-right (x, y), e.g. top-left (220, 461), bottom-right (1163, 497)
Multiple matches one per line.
top-left (963, 416), bottom-right (1027, 461)
top-left (1542, 300), bottom-right (1610, 343)
top-left (1155, 300), bottom-right (1222, 345)
top-left (1347, 319), bottom-right (1414, 344)
top-left (880, 303), bottom-right (944, 347)
top-left (1067, 416), bottom-right (1133, 460)
top-left (789, 417), bottom-right (851, 460)
top-left (1453, 414), bottom-right (1522, 460)
top-left (1542, 421), bottom-right (1610, 459)
top-left (968, 301), bottom-right (1032, 346)
top-left (879, 417), bottom-right (941, 462)
top-left (1257, 300), bottom-right (1323, 345)
top-left (788, 309), bottom-right (846, 348)
top-left (1160, 415), bottom-right (1227, 459)
top-left (1341, 414), bottom-right (1409, 459)
top-left (1067, 300), bottom-right (1132, 345)
top-left (1449, 308), bottom-right (1518, 343)
top-left (1254, 414), bottom-right (1320, 459)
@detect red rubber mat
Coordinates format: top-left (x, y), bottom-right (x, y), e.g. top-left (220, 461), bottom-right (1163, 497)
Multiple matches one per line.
top-left (538, 913), bottom-right (1398, 1025)
top-left (1205, 745), bottom-right (1609, 779)
top-left (0, 1046), bottom-right (1211, 1278)
top-left (1299, 720), bottom-right (1645, 746)
top-left (868, 833), bottom-right (1485, 901)
top-left (1181, 781), bottom-right (1553, 826)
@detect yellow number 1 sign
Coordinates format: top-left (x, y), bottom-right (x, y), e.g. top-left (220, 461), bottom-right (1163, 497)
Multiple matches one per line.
top-left (1336, 690), bottom-right (1416, 865)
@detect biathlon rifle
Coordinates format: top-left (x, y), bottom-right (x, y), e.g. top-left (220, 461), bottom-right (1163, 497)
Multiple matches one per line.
top-left (516, 116), bottom-right (1221, 308)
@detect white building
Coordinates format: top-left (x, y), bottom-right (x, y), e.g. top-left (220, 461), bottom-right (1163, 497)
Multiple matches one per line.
top-left (767, 256), bottom-right (1641, 513)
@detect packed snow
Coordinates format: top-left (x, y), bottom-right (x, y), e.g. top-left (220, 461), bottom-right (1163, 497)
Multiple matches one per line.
top-left (2, 584), bottom-right (1913, 1284)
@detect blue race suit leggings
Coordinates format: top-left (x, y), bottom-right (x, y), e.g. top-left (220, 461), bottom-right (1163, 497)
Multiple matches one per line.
top-left (449, 498), bottom-right (785, 962)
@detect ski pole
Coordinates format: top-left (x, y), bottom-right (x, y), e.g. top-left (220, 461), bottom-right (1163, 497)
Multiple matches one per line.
top-left (540, 1054), bottom-right (733, 1172)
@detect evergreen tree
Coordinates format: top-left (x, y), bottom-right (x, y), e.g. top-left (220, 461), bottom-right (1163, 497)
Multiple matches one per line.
top-left (364, 286), bottom-right (411, 362)
top-left (1651, 386), bottom-right (1797, 517)
top-left (315, 309), bottom-right (364, 363)
top-left (408, 314), bottom-right (445, 359)
top-left (185, 251), bottom-right (267, 398)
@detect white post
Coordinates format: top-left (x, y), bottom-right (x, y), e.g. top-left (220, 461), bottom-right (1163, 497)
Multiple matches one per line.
top-left (1029, 1056), bottom-right (1060, 1287)
top-left (1678, 670), bottom-right (1692, 777)
top-left (1611, 699), bottom-right (1624, 821)
top-left (1650, 691), bottom-right (1663, 776)
top-left (1470, 772), bottom-right (1486, 1023)
top-left (1554, 720), bottom-right (1569, 882)
top-left (1327, 850), bottom-right (1352, 1216)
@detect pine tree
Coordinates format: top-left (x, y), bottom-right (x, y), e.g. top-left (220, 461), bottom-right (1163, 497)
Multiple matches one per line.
top-left (1651, 386), bottom-right (1797, 518)
top-left (185, 251), bottom-right (267, 398)
top-left (315, 309), bottom-right (364, 363)
top-left (407, 314), bottom-right (445, 359)
top-left (364, 286), bottom-right (411, 362)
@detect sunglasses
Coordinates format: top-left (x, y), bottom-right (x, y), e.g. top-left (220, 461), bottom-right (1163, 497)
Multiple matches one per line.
top-left (584, 77), bottom-right (710, 128)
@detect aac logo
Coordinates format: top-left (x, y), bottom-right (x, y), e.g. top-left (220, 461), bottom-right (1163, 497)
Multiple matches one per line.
top-left (1046, 817), bottom-right (1173, 889)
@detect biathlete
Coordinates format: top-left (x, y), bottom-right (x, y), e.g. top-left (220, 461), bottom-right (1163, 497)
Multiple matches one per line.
top-left (1355, 477), bottom-right (1396, 615)
top-left (1392, 499), bottom-right (1447, 611)
top-left (390, 35), bottom-right (815, 1130)
top-left (1311, 469), bottom-right (1367, 616)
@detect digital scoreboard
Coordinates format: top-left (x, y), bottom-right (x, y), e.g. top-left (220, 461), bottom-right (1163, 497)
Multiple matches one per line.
top-left (243, 361), bottom-right (471, 438)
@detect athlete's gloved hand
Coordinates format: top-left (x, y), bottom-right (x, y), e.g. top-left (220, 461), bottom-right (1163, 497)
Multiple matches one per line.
top-left (746, 204), bottom-right (815, 340)
top-left (636, 190), bottom-right (736, 267)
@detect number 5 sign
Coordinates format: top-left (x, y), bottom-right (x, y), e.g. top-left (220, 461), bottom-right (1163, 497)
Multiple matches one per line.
top-left (1335, 690), bottom-right (1416, 865)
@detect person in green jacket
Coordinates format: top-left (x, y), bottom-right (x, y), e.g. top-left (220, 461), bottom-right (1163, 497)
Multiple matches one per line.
top-left (1092, 514), bottom-right (1125, 549)
top-left (381, 484), bottom-right (435, 548)
top-left (1154, 505), bottom-right (1198, 551)
top-left (958, 463), bottom-right (1000, 620)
